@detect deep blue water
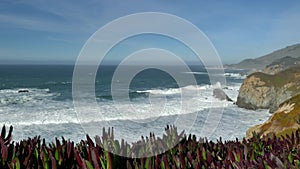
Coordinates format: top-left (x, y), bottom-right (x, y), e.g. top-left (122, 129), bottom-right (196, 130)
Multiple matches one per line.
top-left (0, 65), bottom-right (215, 101)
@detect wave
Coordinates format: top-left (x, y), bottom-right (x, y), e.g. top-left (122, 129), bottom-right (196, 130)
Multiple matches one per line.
top-left (0, 83), bottom-right (241, 126)
top-left (0, 81), bottom-right (255, 144)
top-left (45, 81), bottom-right (71, 85)
top-left (135, 84), bottom-right (227, 96)
top-left (1, 104), bottom-right (79, 126)
top-left (61, 81), bottom-right (72, 85)
top-left (183, 71), bottom-right (208, 75)
top-left (0, 88), bottom-right (50, 93)
top-left (183, 71), bottom-right (246, 80)
top-left (98, 83), bottom-right (240, 101)
top-left (136, 88), bottom-right (181, 95)
top-left (8, 104), bottom-right (271, 144)
top-left (98, 85), bottom-right (204, 100)
top-left (224, 73), bottom-right (246, 79)
top-left (136, 85), bottom-right (214, 95)
top-left (97, 91), bottom-right (149, 100)
top-left (0, 88), bottom-right (57, 106)
top-left (5, 119), bottom-right (79, 126)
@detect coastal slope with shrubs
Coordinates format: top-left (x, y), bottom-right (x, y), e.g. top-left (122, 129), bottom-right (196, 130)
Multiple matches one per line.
top-left (234, 43), bottom-right (300, 140)
top-left (246, 93), bottom-right (300, 139)
top-left (263, 56), bottom-right (300, 75)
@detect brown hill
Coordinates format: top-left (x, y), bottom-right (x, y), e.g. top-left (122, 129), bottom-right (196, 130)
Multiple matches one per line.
top-left (228, 44), bottom-right (300, 70)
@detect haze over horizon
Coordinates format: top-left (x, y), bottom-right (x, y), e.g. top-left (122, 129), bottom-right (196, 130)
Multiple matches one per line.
top-left (1, 1), bottom-right (300, 65)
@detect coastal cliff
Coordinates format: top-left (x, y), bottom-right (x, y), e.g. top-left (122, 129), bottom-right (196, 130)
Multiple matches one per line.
top-left (246, 93), bottom-right (300, 139)
top-left (236, 66), bottom-right (300, 113)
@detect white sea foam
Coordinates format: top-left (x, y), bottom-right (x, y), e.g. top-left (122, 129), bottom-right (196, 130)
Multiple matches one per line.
top-left (0, 83), bottom-right (270, 143)
top-left (0, 88), bottom-right (56, 106)
top-left (135, 83), bottom-right (239, 101)
top-left (61, 81), bottom-right (72, 85)
top-left (53, 83), bottom-right (239, 124)
top-left (183, 71), bottom-right (208, 75)
top-left (136, 88), bottom-right (181, 95)
top-left (136, 84), bottom-right (217, 96)
top-left (0, 88), bottom-right (76, 127)
top-left (224, 73), bottom-right (246, 79)
top-left (0, 84), bottom-right (240, 125)
top-left (136, 85), bottom-right (204, 95)
top-left (183, 71), bottom-right (246, 80)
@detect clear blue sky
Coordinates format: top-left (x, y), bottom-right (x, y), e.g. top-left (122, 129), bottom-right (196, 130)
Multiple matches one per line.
top-left (0, 0), bottom-right (300, 65)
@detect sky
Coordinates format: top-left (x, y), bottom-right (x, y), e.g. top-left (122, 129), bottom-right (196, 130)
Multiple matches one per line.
top-left (0, 0), bottom-right (300, 65)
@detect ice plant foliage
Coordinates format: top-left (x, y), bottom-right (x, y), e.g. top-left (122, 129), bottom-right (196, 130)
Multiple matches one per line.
top-left (1, 125), bottom-right (300, 168)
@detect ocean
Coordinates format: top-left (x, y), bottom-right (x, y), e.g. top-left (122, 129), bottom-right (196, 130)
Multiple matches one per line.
top-left (0, 65), bottom-right (270, 143)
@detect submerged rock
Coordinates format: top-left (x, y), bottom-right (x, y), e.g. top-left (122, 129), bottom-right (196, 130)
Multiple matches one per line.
top-left (213, 88), bottom-right (233, 102)
top-left (18, 89), bottom-right (29, 93)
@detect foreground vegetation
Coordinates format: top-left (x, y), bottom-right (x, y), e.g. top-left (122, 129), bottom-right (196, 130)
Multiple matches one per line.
top-left (1, 125), bottom-right (300, 169)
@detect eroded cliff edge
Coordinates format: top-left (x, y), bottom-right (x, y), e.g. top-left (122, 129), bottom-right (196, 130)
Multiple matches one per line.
top-left (236, 66), bottom-right (300, 113)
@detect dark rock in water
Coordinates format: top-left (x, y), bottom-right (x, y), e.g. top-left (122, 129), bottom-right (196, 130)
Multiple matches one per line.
top-left (213, 88), bottom-right (233, 102)
top-left (18, 90), bottom-right (29, 93)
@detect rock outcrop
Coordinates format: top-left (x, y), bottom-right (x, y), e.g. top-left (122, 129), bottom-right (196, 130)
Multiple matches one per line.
top-left (236, 66), bottom-right (300, 113)
top-left (246, 93), bottom-right (300, 139)
top-left (213, 88), bottom-right (233, 102)
top-left (18, 89), bottom-right (29, 93)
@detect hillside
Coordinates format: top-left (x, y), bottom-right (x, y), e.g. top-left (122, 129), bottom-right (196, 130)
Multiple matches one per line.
top-left (246, 93), bottom-right (300, 139)
top-left (228, 44), bottom-right (300, 70)
top-left (236, 65), bottom-right (300, 113)
top-left (263, 56), bottom-right (300, 74)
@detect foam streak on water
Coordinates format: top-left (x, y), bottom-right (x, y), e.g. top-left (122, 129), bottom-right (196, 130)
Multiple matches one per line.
top-left (0, 83), bottom-right (270, 143)
top-left (0, 66), bottom-right (270, 143)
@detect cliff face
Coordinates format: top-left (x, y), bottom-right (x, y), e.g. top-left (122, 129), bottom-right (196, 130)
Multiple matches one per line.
top-left (236, 66), bottom-right (300, 113)
top-left (246, 94), bottom-right (300, 139)
top-left (236, 75), bottom-right (276, 109)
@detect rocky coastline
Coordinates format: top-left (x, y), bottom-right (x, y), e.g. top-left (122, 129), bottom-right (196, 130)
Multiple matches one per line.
top-left (246, 93), bottom-right (300, 139)
top-left (236, 66), bottom-right (300, 113)
top-left (230, 44), bottom-right (300, 138)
